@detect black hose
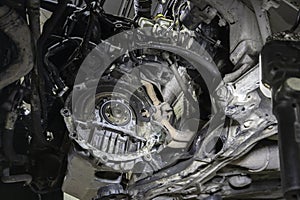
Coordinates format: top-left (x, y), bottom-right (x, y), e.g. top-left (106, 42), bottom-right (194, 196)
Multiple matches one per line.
top-left (1, 87), bottom-right (29, 165)
top-left (30, 0), bottom-right (69, 150)
top-left (134, 0), bottom-right (152, 18)
top-left (41, 0), bottom-right (58, 12)
top-left (2, 108), bottom-right (27, 166)
top-left (39, 0), bottom-right (69, 40)
top-left (80, 9), bottom-right (95, 56)
top-left (27, 0), bottom-right (41, 41)
top-left (27, 0), bottom-right (49, 150)
top-left (2, 129), bottom-right (28, 165)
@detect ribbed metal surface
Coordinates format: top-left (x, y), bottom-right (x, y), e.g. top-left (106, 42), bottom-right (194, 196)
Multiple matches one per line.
top-left (90, 128), bottom-right (144, 154)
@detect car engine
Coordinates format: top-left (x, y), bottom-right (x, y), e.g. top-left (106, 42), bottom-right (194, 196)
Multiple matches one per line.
top-left (0, 0), bottom-right (300, 199)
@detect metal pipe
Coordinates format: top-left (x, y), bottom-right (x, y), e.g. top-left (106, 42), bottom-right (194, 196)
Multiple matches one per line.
top-left (162, 52), bottom-right (198, 109)
top-left (250, 0), bottom-right (272, 44)
top-left (118, 0), bottom-right (128, 16)
top-left (232, 145), bottom-right (280, 172)
top-left (125, 0), bottom-right (134, 18)
top-left (2, 174), bottom-right (32, 184)
top-left (2, 168), bottom-right (32, 184)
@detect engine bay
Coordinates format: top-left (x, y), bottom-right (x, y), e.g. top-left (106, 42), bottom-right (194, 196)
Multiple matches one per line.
top-left (0, 0), bottom-right (300, 199)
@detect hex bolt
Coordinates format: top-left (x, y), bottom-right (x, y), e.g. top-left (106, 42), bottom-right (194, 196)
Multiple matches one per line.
top-left (243, 120), bottom-right (252, 128)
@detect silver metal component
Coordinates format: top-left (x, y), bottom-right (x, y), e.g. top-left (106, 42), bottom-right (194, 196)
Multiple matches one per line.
top-left (159, 0), bottom-right (167, 4)
top-left (224, 67), bottom-right (263, 124)
top-left (60, 2), bottom-right (282, 198)
top-left (141, 64), bottom-right (278, 200)
top-left (58, 86), bottom-right (69, 97)
top-left (286, 77), bottom-right (300, 91)
top-left (184, 1), bottom-right (218, 25)
top-left (46, 131), bottom-right (54, 142)
top-left (0, 0), bottom-right (295, 199)
top-left (62, 151), bottom-right (121, 200)
top-left (262, 0), bottom-right (280, 11)
top-left (232, 145), bottom-right (280, 172)
top-left (204, 0), bottom-right (263, 67)
top-left (228, 175), bottom-right (252, 188)
top-left (201, 6), bottom-right (218, 24)
top-left (251, 0), bottom-right (272, 44)
top-left (101, 100), bottom-right (133, 126)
